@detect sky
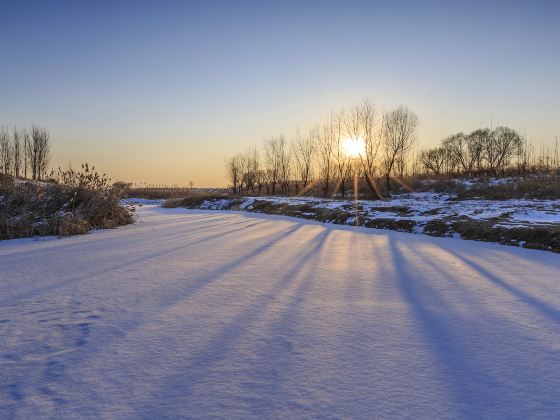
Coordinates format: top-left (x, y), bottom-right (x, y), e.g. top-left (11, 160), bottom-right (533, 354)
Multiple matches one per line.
top-left (1, 0), bottom-right (559, 186)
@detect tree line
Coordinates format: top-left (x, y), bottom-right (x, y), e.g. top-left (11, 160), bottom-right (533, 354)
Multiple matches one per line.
top-left (226, 99), bottom-right (557, 198)
top-left (418, 127), bottom-right (541, 176)
top-left (0, 125), bottom-right (51, 180)
top-left (226, 100), bottom-right (419, 198)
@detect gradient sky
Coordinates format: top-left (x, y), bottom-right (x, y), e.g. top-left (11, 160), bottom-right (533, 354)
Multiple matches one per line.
top-left (1, 0), bottom-right (559, 186)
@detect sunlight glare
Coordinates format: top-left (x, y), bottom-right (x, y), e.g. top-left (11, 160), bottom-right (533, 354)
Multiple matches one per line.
top-left (342, 137), bottom-right (365, 158)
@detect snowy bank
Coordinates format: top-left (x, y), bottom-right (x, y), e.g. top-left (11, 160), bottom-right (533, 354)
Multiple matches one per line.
top-left (162, 194), bottom-right (560, 253)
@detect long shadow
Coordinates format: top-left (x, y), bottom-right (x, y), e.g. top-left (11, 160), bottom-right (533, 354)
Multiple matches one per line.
top-left (438, 245), bottom-right (560, 323)
top-left (76, 222), bottom-right (305, 347)
top-left (135, 228), bottom-right (332, 417)
top-left (239, 229), bottom-right (334, 412)
top-left (477, 246), bottom-right (560, 272)
top-left (134, 211), bottom-right (242, 229)
top-left (1, 218), bottom-right (270, 306)
top-left (398, 243), bottom-right (486, 309)
top-left (6, 221), bottom-right (307, 414)
top-left (1, 212), bottom-right (248, 264)
top-left (388, 238), bottom-right (513, 418)
top-left (0, 211), bottom-right (232, 260)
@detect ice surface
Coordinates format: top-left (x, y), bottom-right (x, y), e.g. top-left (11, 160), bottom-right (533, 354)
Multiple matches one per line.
top-left (1, 205), bottom-right (560, 418)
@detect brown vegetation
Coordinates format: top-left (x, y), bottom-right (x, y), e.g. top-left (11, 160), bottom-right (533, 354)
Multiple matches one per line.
top-left (0, 165), bottom-right (133, 240)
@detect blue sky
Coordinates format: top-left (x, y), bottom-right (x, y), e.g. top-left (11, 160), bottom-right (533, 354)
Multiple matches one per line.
top-left (1, 0), bottom-right (559, 185)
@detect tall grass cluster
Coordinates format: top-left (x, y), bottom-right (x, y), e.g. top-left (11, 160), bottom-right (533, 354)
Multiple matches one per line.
top-left (0, 164), bottom-right (133, 240)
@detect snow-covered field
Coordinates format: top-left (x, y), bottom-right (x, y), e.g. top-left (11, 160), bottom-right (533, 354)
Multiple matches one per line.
top-left (1, 204), bottom-right (560, 418)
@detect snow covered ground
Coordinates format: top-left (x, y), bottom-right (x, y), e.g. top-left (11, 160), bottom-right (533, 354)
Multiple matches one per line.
top-left (1, 204), bottom-right (560, 418)
top-left (240, 193), bottom-right (560, 228)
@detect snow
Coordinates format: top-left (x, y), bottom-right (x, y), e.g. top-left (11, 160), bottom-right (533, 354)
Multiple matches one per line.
top-left (1, 205), bottom-right (560, 418)
top-left (120, 197), bottom-right (163, 206)
top-left (249, 194), bottom-right (560, 229)
top-left (199, 198), bottom-right (233, 210)
top-left (509, 209), bottom-right (560, 224)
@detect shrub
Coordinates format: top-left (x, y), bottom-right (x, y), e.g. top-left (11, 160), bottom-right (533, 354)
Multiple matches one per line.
top-left (58, 212), bottom-right (90, 237)
top-left (0, 164), bottom-right (134, 240)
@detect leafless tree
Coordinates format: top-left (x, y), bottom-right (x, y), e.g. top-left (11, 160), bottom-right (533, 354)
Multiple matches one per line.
top-left (277, 136), bottom-right (292, 193)
top-left (317, 115), bottom-right (336, 196)
top-left (466, 129), bottom-right (489, 173)
top-left (341, 100), bottom-right (382, 197)
top-left (248, 147), bottom-right (260, 192)
top-left (444, 133), bottom-right (470, 174)
top-left (332, 111), bottom-right (351, 197)
top-left (27, 125), bottom-right (51, 180)
top-left (382, 106), bottom-right (418, 197)
top-left (264, 137), bottom-right (282, 194)
top-left (292, 128), bottom-right (316, 193)
top-left (359, 100), bottom-right (381, 196)
top-left (420, 146), bottom-right (447, 175)
top-left (238, 151), bottom-right (250, 192)
top-left (12, 127), bottom-right (23, 178)
top-left (489, 127), bottom-right (523, 171)
top-left (263, 136), bottom-right (291, 193)
top-left (225, 154), bottom-right (241, 194)
top-left (255, 169), bottom-right (267, 195)
top-left (23, 131), bottom-right (30, 178)
top-left (239, 147), bottom-right (259, 192)
top-left (0, 126), bottom-right (12, 175)
top-left (262, 168), bottom-right (274, 195)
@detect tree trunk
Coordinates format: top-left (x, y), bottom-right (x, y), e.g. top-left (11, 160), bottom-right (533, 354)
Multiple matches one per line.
top-left (364, 172), bottom-right (380, 199)
top-left (385, 173), bottom-right (391, 198)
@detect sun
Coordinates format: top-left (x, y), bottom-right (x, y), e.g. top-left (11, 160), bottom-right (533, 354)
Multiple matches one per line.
top-left (342, 137), bottom-right (365, 158)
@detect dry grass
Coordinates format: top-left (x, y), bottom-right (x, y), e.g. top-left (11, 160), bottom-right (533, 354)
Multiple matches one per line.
top-left (125, 186), bottom-right (229, 200)
top-left (456, 175), bottom-right (560, 200)
top-left (162, 193), bottom-right (238, 208)
top-left (0, 167), bottom-right (134, 240)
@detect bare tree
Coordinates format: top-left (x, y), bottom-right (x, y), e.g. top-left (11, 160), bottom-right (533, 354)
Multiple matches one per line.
top-left (38, 131), bottom-right (50, 180)
top-left (225, 154), bottom-right (241, 194)
top-left (23, 131), bottom-right (30, 178)
top-left (490, 127), bottom-right (523, 171)
top-left (443, 133), bottom-right (471, 174)
top-left (27, 125), bottom-right (51, 180)
top-left (465, 129), bottom-right (489, 173)
top-left (263, 136), bottom-right (291, 194)
top-left (341, 100), bottom-right (382, 197)
top-left (420, 146), bottom-right (447, 175)
top-left (255, 168), bottom-right (267, 195)
top-left (238, 151), bottom-right (250, 192)
top-left (12, 127), bottom-right (23, 178)
top-left (292, 129), bottom-right (316, 194)
top-left (382, 106), bottom-right (418, 197)
top-left (264, 137), bottom-right (281, 194)
top-left (238, 147), bottom-right (259, 192)
top-left (332, 111), bottom-right (351, 197)
top-left (0, 126), bottom-right (12, 175)
top-left (317, 115), bottom-right (336, 196)
top-left (359, 100), bottom-right (381, 197)
top-left (248, 147), bottom-right (260, 192)
top-left (277, 136), bottom-right (292, 193)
